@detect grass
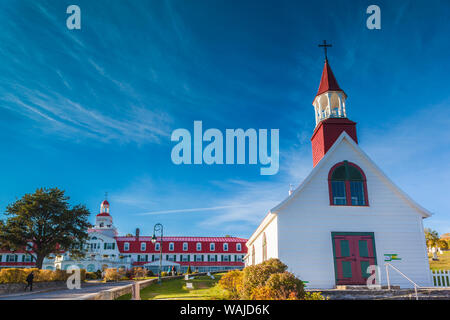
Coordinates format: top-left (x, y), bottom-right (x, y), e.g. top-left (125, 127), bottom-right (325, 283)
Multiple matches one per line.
top-left (429, 250), bottom-right (450, 270)
top-left (116, 273), bottom-right (228, 300)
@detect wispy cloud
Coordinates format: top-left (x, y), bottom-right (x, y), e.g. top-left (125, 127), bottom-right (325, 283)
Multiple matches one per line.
top-left (137, 205), bottom-right (251, 216)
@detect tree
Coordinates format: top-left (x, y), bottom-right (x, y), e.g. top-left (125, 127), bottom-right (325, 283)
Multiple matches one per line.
top-left (425, 228), bottom-right (439, 249)
top-left (437, 239), bottom-right (448, 250)
top-left (0, 187), bottom-right (92, 269)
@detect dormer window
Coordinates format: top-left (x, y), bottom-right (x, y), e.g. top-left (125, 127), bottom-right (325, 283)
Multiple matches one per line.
top-left (223, 243), bottom-right (228, 251)
top-left (141, 242), bottom-right (146, 251)
top-left (155, 243), bottom-right (160, 251)
top-left (183, 242), bottom-right (188, 251)
top-left (236, 243), bottom-right (242, 251)
top-left (329, 161), bottom-right (368, 206)
top-left (124, 242), bottom-right (130, 251)
top-left (210, 243), bottom-right (215, 251)
top-left (196, 243), bottom-right (202, 251)
top-left (169, 242), bottom-right (174, 251)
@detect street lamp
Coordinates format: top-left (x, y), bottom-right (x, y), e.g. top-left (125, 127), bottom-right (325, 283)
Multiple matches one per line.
top-left (151, 223), bottom-right (163, 284)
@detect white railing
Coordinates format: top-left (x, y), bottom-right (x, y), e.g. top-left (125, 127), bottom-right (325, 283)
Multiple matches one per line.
top-left (385, 263), bottom-right (420, 300)
top-left (431, 270), bottom-right (450, 287)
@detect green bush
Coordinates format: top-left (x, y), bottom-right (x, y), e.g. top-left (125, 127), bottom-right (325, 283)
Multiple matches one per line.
top-left (186, 265), bottom-right (192, 274)
top-left (86, 272), bottom-right (98, 280)
top-left (0, 267), bottom-right (85, 284)
top-left (0, 268), bottom-right (27, 284)
top-left (161, 271), bottom-right (168, 277)
top-left (104, 268), bottom-right (124, 282)
top-left (265, 272), bottom-right (305, 299)
top-left (219, 259), bottom-right (308, 300)
top-left (218, 270), bottom-right (243, 299)
top-left (303, 292), bottom-right (328, 300)
top-left (133, 267), bottom-right (146, 278)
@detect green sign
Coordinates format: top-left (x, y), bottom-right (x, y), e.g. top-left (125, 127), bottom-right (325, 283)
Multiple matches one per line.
top-left (384, 254), bottom-right (401, 262)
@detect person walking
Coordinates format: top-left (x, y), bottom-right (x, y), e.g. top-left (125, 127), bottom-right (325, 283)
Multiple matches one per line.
top-left (24, 271), bottom-right (34, 292)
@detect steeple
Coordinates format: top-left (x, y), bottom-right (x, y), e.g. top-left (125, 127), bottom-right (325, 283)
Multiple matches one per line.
top-left (312, 58), bottom-right (347, 125)
top-left (310, 45), bottom-right (358, 167)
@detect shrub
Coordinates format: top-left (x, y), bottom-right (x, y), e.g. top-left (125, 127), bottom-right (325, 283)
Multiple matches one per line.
top-left (133, 267), bottom-right (146, 278)
top-left (0, 268), bottom-right (27, 284)
top-left (86, 272), bottom-right (98, 280)
top-left (218, 270), bottom-right (243, 299)
top-left (0, 268), bottom-right (87, 284)
top-left (265, 272), bottom-right (305, 300)
top-left (161, 271), bottom-right (168, 277)
top-left (125, 269), bottom-right (133, 279)
top-left (219, 259), bottom-right (307, 300)
top-left (104, 268), bottom-right (123, 282)
top-left (34, 269), bottom-right (53, 282)
top-left (249, 286), bottom-right (278, 300)
top-left (146, 269), bottom-right (154, 277)
top-left (186, 265), bottom-right (192, 274)
top-left (240, 259), bottom-right (288, 299)
top-left (303, 292), bottom-right (328, 300)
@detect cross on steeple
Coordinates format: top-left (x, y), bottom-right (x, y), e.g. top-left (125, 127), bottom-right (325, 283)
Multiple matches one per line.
top-left (318, 40), bottom-right (332, 60)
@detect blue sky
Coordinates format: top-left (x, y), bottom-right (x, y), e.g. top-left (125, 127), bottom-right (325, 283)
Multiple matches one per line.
top-left (0, 0), bottom-right (449, 238)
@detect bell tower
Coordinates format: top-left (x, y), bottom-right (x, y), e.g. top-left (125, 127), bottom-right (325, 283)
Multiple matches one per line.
top-left (311, 42), bottom-right (358, 167)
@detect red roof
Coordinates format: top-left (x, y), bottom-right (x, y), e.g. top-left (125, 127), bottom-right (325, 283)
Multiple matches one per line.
top-left (115, 236), bottom-right (247, 254)
top-left (316, 59), bottom-right (344, 97)
top-left (96, 212), bottom-right (110, 217)
top-left (102, 200), bottom-right (110, 206)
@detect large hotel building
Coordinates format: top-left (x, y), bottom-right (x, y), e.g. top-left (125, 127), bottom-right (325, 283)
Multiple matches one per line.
top-left (0, 199), bottom-right (247, 274)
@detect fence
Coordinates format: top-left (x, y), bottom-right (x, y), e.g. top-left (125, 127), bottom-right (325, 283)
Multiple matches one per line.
top-left (431, 270), bottom-right (450, 287)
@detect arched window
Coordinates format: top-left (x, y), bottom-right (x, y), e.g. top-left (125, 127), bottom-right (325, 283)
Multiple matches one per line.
top-left (251, 245), bottom-right (255, 265)
top-left (262, 233), bottom-right (267, 262)
top-left (329, 161), bottom-right (368, 206)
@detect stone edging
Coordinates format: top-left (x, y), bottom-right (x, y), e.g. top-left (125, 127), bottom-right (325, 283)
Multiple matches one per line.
top-left (79, 271), bottom-right (223, 300)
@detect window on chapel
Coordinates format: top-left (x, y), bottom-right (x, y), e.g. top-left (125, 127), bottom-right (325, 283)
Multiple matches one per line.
top-left (329, 161), bottom-right (368, 206)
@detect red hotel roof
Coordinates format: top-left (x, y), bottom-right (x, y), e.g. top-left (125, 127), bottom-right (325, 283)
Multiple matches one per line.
top-left (115, 236), bottom-right (247, 254)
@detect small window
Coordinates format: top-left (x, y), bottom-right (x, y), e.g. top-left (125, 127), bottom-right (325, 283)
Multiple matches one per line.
top-left (210, 243), bottom-right (215, 251)
top-left (141, 242), bottom-right (146, 251)
top-left (169, 242), bottom-right (174, 251)
top-left (181, 255), bottom-right (189, 262)
top-left (236, 243), bottom-right (242, 251)
top-left (104, 243), bottom-right (115, 250)
top-left (329, 161), bottom-right (368, 206)
top-left (223, 243), bottom-right (228, 251)
top-left (196, 243), bottom-right (202, 251)
top-left (6, 254), bottom-right (17, 262)
top-left (155, 243), bottom-right (160, 251)
top-left (194, 254), bottom-right (204, 262)
top-left (124, 242), bottom-right (130, 251)
top-left (183, 242), bottom-right (188, 251)
top-left (262, 233), bottom-right (267, 262)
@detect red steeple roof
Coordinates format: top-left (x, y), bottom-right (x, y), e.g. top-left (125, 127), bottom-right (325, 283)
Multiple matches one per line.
top-left (316, 59), bottom-right (344, 97)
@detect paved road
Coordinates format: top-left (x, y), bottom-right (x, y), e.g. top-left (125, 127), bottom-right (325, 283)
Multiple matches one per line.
top-left (0, 281), bottom-right (133, 300)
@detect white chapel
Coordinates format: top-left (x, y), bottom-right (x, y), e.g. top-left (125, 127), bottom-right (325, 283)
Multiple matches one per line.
top-left (245, 55), bottom-right (432, 289)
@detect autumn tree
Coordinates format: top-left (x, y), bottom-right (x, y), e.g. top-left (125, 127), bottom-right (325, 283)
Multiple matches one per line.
top-left (0, 187), bottom-right (92, 269)
top-left (425, 228), bottom-right (440, 249)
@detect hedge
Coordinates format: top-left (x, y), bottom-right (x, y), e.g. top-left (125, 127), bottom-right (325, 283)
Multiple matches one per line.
top-left (0, 268), bottom-right (86, 284)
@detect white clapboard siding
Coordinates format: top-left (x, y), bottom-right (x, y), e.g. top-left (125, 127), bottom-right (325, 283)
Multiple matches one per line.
top-left (431, 270), bottom-right (450, 287)
top-left (247, 134), bottom-right (432, 289)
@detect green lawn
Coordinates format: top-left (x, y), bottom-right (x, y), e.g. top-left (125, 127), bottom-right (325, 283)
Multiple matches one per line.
top-left (117, 273), bottom-right (228, 300)
top-left (429, 250), bottom-right (450, 270)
